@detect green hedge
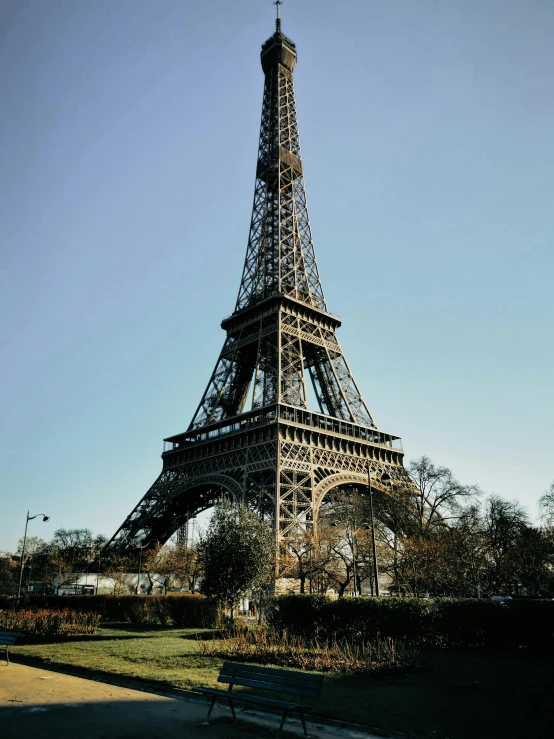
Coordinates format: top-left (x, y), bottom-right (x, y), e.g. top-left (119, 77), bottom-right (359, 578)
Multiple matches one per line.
top-left (0, 594), bottom-right (219, 628)
top-left (434, 598), bottom-right (554, 649)
top-left (0, 608), bottom-right (100, 636)
top-left (266, 595), bottom-right (554, 650)
top-left (267, 595), bottom-right (432, 641)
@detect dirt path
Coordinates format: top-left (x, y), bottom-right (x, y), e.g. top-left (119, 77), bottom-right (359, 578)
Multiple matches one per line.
top-left (0, 662), bottom-right (381, 739)
top-left (1, 662), bottom-right (245, 739)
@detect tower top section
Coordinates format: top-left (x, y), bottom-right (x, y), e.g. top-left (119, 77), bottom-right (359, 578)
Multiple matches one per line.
top-left (261, 11), bottom-right (297, 75)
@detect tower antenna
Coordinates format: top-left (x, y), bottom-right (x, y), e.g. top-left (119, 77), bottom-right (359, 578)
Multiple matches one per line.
top-left (274, 1), bottom-right (282, 31)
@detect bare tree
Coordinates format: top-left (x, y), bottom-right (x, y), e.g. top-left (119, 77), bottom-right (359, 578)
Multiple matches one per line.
top-left (318, 491), bottom-right (379, 596)
top-left (140, 544), bottom-right (200, 594)
top-left (539, 481), bottom-right (554, 526)
top-left (408, 456), bottom-right (480, 535)
top-left (512, 526), bottom-right (554, 596)
top-left (16, 536), bottom-right (47, 558)
top-left (100, 551), bottom-right (134, 594)
top-left (0, 554), bottom-right (18, 595)
top-left (52, 528), bottom-right (94, 571)
top-left (482, 495), bottom-right (529, 594)
top-left (161, 543), bottom-right (202, 592)
top-left (283, 529), bottom-right (335, 594)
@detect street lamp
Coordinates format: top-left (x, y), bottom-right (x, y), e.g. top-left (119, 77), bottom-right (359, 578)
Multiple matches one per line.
top-left (96, 548), bottom-right (102, 594)
top-left (367, 467), bottom-right (384, 598)
top-left (380, 472), bottom-right (398, 593)
top-left (135, 540), bottom-right (160, 594)
top-left (350, 521), bottom-right (374, 596)
top-left (351, 525), bottom-right (360, 596)
top-left (330, 468), bottom-right (389, 598)
top-left (364, 470), bottom-right (393, 597)
top-left (17, 511), bottom-right (50, 599)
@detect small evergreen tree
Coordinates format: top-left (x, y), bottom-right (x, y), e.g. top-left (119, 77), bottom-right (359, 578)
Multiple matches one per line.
top-left (197, 501), bottom-right (275, 614)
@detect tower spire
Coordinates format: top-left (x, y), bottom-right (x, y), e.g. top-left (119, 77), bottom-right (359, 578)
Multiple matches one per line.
top-left (274, 1), bottom-right (282, 32)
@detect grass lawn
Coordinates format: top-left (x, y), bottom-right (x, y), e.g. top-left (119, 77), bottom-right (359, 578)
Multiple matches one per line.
top-left (11, 623), bottom-right (553, 739)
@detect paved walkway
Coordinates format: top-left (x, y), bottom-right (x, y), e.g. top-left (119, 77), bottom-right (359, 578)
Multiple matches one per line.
top-left (0, 663), bottom-right (386, 739)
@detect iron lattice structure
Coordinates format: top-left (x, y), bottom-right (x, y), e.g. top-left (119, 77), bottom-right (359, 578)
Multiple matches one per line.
top-left (107, 21), bottom-right (411, 559)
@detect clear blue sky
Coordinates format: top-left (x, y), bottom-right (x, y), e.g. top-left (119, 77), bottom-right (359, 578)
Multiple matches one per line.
top-left (1, 0), bottom-right (552, 552)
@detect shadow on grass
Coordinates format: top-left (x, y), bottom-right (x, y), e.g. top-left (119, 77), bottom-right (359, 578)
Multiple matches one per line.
top-left (180, 630), bottom-right (225, 641)
top-left (17, 633), bottom-right (152, 646)
top-left (16, 623), bottom-right (218, 647)
top-left (101, 621), bottom-right (178, 632)
top-left (313, 648), bottom-right (554, 739)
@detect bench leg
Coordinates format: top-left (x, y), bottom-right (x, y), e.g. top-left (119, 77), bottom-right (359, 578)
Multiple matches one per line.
top-left (298, 708), bottom-right (308, 738)
top-left (228, 697), bottom-right (237, 721)
top-left (201, 694), bottom-right (217, 725)
top-left (277, 708), bottom-right (289, 739)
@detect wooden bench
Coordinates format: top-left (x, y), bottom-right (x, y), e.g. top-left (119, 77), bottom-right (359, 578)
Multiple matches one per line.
top-left (0, 631), bottom-right (18, 665)
top-left (195, 661), bottom-right (323, 737)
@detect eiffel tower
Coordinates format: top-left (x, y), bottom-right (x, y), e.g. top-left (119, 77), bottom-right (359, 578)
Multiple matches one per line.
top-left (107, 11), bottom-right (411, 560)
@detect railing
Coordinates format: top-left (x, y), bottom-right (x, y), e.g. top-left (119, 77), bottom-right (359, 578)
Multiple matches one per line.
top-left (163, 407), bottom-right (276, 452)
top-left (277, 405), bottom-right (403, 450)
top-left (221, 291), bottom-right (341, 327)
top-left (162, 404), bottom-right (402, 453)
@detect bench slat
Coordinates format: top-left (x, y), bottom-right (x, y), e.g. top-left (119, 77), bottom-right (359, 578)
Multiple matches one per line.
top-left (221, 661), bottom-right (322, 683)
top-left (219, 666), bottom-right (322, 695)
top-left (218, 674), bottom-right (320, 698)
top-left (195, 686), bottom-right (308, 711)
top-left (0, 633), bottom-right (18, 644)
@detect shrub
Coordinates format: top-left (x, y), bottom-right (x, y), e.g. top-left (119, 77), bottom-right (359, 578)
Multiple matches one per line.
top-left (0, 594), bottom-right (219, 628)
top-left (0, 608), bottom-right (100, 636)
top-left (267, 595), bottom-right (433, 642)
top-left (168, 593), bottom-right (219, 628)
top-left (266, 594), bottom-right (329, 637)
top-left (433, 598), bottom-right (554, 649)
top-left (266, 595), bottom-right (554, 651)
top-left (318, 597), bottom-right (433, 642)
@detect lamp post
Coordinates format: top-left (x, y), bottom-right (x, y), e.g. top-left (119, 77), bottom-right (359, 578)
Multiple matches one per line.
top-left (367, 468), bottom-right (380, 597)
top-left (349, 525), bottom-right (358, 596)
top-left (380, 472), bottom-right (397, 593)
top-left (17, 511), bottom-right (50, 599)
top-left (349, 522), bottom-right (374, 596)
top-left (309, 544), bottom-right (313, 595)
top-left (96, 548), bottom-right (101, 595)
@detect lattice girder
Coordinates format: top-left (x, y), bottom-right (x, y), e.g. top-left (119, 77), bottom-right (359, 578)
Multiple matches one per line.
top-left (236, 44), bottom-right (325, 312)
top-left (189, 298), bottom-right (375, 430)
top-left (108, 405), bottom-right (408, 552)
